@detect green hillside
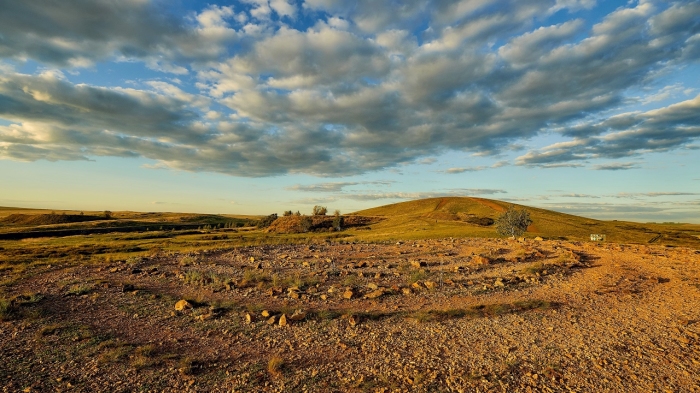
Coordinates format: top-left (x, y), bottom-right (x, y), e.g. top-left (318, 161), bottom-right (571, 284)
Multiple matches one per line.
top-left (348, 197), bottom-right (700, 246)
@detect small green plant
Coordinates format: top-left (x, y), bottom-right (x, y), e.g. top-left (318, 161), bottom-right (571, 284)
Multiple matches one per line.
top-left (0, 297), bottom-right (16, 321)
top-left (408, 270), bottom-right (428, 283)
top-left (132, 344), bottom-right (157, 370)
top-left (67, 283), bottom-right (94, 296)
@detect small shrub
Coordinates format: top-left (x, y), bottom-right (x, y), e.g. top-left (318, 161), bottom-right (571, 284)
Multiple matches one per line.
top-left (312, 206), bottom-right (327, 216)
top-left (0, 298), bottom-right (16, 321)
top-left (67, 283), bottom-right (94, 296)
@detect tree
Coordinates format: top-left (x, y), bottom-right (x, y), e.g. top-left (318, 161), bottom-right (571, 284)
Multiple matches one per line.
top-left (256, 213), bottom-right (278, 228)
top-left (332, 210), bottom-right (343, 230)
top-left (283, 210), bottom-right (293, 217)
top-left (104, 210), bottom-right (112, 219)
top-left (495, 206), bottom-right (532, 238)
top-left (300, 216), bottom-right (313, 232)
top-left (312, 206), bottom-right (327, 216)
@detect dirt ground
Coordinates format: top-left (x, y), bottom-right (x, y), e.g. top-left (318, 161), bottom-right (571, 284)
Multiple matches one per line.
top-left (1, 237), bottom-right (699, 392)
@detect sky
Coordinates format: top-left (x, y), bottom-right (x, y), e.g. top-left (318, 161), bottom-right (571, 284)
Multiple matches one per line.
top-left (0, 0), bottom-right (699, 223)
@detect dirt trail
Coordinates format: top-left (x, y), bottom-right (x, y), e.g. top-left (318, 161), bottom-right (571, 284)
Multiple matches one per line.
top-left (470, 197), bottom-right (506, 213)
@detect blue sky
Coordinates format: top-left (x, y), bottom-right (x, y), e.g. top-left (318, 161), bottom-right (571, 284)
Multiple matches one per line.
top-left (0, 0), bottom-right (699, 222)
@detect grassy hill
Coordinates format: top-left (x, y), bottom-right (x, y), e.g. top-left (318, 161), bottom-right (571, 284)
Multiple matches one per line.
top-left (347, 197), bottom-right (700, 247)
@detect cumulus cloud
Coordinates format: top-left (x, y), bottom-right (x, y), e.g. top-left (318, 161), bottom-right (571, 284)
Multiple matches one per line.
top-left (518, 94), bottom-right (700, 166)
top-left (0, 1), bottom-right (699, 176)
top-left (0, 0), bottom-right (240, 69)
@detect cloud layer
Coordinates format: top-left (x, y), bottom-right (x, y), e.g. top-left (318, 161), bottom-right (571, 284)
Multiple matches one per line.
top-left (1, 0), bottom-right (699, 176)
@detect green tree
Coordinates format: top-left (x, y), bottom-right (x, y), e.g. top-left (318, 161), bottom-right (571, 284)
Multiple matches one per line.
top-left (283, 210), bottom-right (293, 217)
top-left (300, 216), bottom-right (313, 232)
top-left (495, 206), bottom-right (532, 238)
top-left (312, 206), bottom-right (327, 216)
top-left (256, 213), bottom-right (278, 228)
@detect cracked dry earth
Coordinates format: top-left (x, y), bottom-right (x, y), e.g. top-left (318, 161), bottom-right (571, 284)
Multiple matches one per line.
top-left (2, 238), bottom-right (700, 392)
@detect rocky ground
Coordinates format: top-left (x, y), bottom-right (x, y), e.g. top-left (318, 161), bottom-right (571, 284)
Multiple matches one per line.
top-left (1, 238), bottom-right (699, 392)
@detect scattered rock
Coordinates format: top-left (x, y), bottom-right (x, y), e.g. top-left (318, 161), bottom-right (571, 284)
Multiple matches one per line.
top-left (410, 260), bottom-right (427, 268)
top-left (424, 281), bottom-right (436, 289)
top-left (261, 310), bottom-right (271, 317)
top-left (289, 310), bottom-right (307, 321)
top-left (535, 237), bottom-right (544, 241)
top-left (267, 315), bottom-right (277, 325)
top-left (121, 284), bottom-right (135, 292)
top-left (364, 289), bottom-right (385, 299)
top-left (245, 313), bottom-right (254, 324)
top-left (278, 314), bottom-right (287, 327)
top-left (174, 299), bottom-right (192, 311)
top-left (343, 289), bottom-right (355, 299)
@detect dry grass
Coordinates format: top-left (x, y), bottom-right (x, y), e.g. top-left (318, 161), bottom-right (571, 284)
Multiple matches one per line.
top-left (267, 355), bottom-right (285, 378)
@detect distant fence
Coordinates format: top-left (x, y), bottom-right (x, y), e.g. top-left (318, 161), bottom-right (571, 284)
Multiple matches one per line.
top-left (590, 234), bottom-right (606, 241)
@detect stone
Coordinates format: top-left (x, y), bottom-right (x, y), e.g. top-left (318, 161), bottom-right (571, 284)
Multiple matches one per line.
top-left (494, 279), bottom-right (505, 287)
top-left (410, 260), bottom-right (427, 268)
top-left (261, 310), bottom-right (271, 317)
top-left (402, 287), bottom-right (412, 295)
top-left (245, 313), bottom-right (254, 324)
top-left (289, 310), bottom-right (307, 321)
top-left (348, 315), bottom-right (358, 327)
top-left (367, 283), bottom-right (379, 290)
top-left (411, 281), bottom-right (423, 290)
top-left (364, 289), bottom-right (385, 299)
top-left (278, 314), bottom-right (287, 327)
top-left (320, 294), bottom-right (328, 300)
top-left (249, 257), bottom-right (256, 262)
top-left (424, 281), bottom-right (436, 289)
top-left (267, 315), bottom-right (277, 325)
top-left (534, 237), bottom-right (544, 241)
top-left (343, 289), bottom-right (355, 299)
top-left (174, 299), bottom-right (192, 311)
top-left (472, 256), bottom-right (490, 265)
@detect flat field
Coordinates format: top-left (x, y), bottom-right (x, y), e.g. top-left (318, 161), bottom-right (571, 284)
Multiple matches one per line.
top-left (1, 202), bottom-right (699, 392)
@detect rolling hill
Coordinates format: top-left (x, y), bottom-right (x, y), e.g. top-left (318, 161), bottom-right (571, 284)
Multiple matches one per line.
top-left (348, 197), bottom-right (700, 246)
